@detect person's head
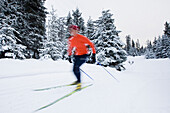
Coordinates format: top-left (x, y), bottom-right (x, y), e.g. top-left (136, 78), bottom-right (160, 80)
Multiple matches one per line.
top-left (69, 25), bottom-right (80, 36)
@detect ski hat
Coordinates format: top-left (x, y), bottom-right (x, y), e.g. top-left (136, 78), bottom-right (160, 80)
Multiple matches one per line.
top-left (69, 25), bottom-right (80, 31)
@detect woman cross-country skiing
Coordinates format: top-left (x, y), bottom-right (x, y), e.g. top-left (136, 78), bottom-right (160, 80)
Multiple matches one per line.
top-left (67, 25), bottom-right (96, 90)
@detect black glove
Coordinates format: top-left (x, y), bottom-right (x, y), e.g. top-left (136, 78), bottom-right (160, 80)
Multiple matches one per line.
top-left (92, 54), bottom-right (96, 63)
top-left (68, 56), bottom-right (72, 63)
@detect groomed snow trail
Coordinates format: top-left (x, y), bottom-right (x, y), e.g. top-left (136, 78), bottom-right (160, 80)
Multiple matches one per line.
top-left (0, 57), bottom-right (170, 113)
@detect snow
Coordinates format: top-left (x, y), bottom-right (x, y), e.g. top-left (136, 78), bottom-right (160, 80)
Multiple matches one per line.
top-left (0, 56), bottom-right (170, 113)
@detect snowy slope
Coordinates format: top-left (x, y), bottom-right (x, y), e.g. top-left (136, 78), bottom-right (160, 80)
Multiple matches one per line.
top-left (0, 56), bottom-right (170, 113)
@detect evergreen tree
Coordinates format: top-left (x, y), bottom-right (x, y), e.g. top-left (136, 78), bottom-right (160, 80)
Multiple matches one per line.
top-left (56, 17), bottom-right (68, 60)
top-left (152, 37), bottom-right (157, 53)
top-left (145, 22), bottom-right (170, 59)
top-left (146, 40), bottom-right (152, 50)
top-left (161, 34), bottom-right (169, 58)
top-left (0, 18), bottom-right (26, 59)
top-left (125, 36), bottom-right (141, 56)
top-left (155, 36), bottom-right (162, 58)
top-left (136, 39), bottom-right (140, 56)
top-left (86, 17), bottom-right (95, 39)
top-left (125, 35), bottom-right (131, 55)
top-left (131, 39), bottom-right (136, 56)
top-left (145, 40), bottom-right (155, 59)
top-left (86, 17), bottom-right (96, 63)
top-left (164, 22), bottom-right (170, 37)
top-left (163, 22), bottom-right (170, 58)
top-left (0, 0), bottom-right (24, 36)
top-left (0, 0), bottom-right (47, 59)
top-left (145, 49), bottom-right (155, 59)
top-left (72, 8), bottom-right (86, 35)
top-left (66, 12), bottom-right (73, 27)
top-left (0, 25), bottom-right (26, 59)
top-left (132, 39), bottom-right (135, 48)
top-left (0, 0), bottom-right (26, 59)
top-left (140, 46), bottom-right (145, 55)
top-left (65, 12), bottom-right (73, 39)
top-left (153, 22), bottom-right (170, 59)
top-left (19, 0), bottom-right (47, 59)
top-left (43, 7), bottom-right (65, 60)
top-left (93, 10), bottom-right (127, 70)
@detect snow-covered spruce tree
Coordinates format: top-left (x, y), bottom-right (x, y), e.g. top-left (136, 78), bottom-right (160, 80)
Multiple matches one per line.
top-left (65, 12), bottom-right (73, 39)
top-left (93, 10), bottom-right (127, 70)
top-left (131, 39), bottom-right (137, 56)
top-left (162, 22), bottom-right (170, 58)
top-left (136, 39), bottom-right (141, 56)
top-left (161, 34), bottom-right (169, 58)
top-left (152, 22), bottom-right (170, 59)
top-left (85, 17), bottom-right (96, 63)
top-left (43, 7), bottom-right (65, 60)
top-left (140, 46), bottom-right (145, 55)
top-left (125, 35), bottom-right (131, 55)
top-left (164, 22), bottom-right (170, 37)
top-left (145, 49), bottom-right (155, 59)
top-left (0, 0), bottom-right (47, 59)
top-left (152, 37), bottom-right (157, 54)
top-left (0, 18), bottom-right (26, 59)
top-left (72, 8), bottom-right (86, 35)
top-left (56, 17), bottom-right (68, 60)
top-left (66, 12), bottom-right (73, 26)
top-left (145, 40), bottom-right (155, 59)
top-left (19, 0), bottom-right (47, 59)
top-left (155, 36), bottom-right (163, 58)
top-left (0, 0), bottom-right (26, 59)
top-left (86, 17), bottom-right (95, 39)
top-left (61, 12), bottom-right (74, 60)
top-left (125, 35), bottom-right (141, 56)
top-left (0, 0), bottom-right (25, 35)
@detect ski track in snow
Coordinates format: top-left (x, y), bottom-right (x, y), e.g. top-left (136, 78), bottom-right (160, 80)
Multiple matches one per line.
top-left (0, 57), bottom-right (170, 113)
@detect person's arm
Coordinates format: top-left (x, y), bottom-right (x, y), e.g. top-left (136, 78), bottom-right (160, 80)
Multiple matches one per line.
top-left (68, 37), bottom-right (73, 56)
top-left (83, 36), bottom-right (96, 54)
top-left (83, 36), bottom-right (96, 63)
top-left (67, 38), bottom-right (73, 63)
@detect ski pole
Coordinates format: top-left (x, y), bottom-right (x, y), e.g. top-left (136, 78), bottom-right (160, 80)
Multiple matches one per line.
top-left (80, 68), bottom-right (94, 81)
top-left (97, 62), bottom-right (119, 82)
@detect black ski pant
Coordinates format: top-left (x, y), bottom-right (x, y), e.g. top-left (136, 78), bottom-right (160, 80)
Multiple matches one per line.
top-left (73, 54), bottom-right (88, 83)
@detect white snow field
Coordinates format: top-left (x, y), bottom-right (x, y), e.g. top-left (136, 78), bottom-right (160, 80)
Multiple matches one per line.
top-left (0, 56), bottom-right (170, 113)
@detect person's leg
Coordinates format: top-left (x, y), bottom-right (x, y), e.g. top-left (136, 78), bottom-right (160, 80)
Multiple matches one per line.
top-left (73, 55), bottom-right (87, 83)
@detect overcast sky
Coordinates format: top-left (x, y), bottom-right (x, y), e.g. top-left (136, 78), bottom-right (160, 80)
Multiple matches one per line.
top-left (45, 0), bottom-right (170, 46)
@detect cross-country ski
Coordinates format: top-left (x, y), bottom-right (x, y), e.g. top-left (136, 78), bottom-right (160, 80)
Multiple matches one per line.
top-left (35, 84), bottom-right (93, 112)
top-left (33, 82), bottom-right (91, 91)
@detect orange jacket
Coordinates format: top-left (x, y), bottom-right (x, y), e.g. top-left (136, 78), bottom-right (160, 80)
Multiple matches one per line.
top-left (68, 34), bottom-right (96, 56)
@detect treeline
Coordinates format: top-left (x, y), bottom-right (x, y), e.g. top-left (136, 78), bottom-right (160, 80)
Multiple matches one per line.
top-left (145, 22), bottom-right (170, 59)
top-left (0, 1), bottom-right (169, 70)
top-left (124, 35), bottom-right (145, 56)
top-left (124, 22), bottom-right (170, 59)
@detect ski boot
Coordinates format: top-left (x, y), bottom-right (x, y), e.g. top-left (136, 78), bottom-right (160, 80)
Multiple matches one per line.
top-left (70, 81), bottom-right (80, 85)
top-left (75, 83), bottom-right (82, 90)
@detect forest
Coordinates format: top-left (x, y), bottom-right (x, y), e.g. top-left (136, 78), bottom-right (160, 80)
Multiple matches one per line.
top-left (0, 0), bottom-right (169, 70)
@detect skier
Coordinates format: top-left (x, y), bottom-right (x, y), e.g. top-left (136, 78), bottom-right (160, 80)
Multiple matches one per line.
top-left (67, 25), bottom-right (96, 89)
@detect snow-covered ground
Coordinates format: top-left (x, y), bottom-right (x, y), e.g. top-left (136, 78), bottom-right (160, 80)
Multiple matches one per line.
top-left (0, 56), bottom-right (170, 113)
